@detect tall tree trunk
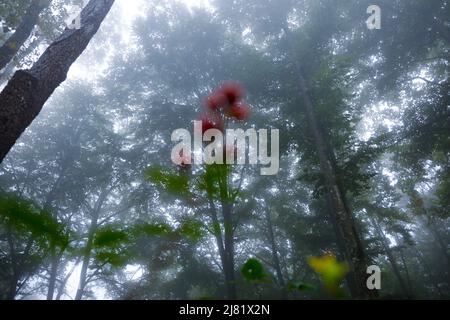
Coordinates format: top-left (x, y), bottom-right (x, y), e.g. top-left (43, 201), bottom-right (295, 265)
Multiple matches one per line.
top-left (209, 198), bottom-right (226, 268)
top-left (326, 192), bottom-right (358, 295)
top-left (46, 253), bottom-right (59, 300)
top-left (6, 230), bottom-right (19, 300)
top-left (371, 217), bottom-right (409, 297)
top-left (0, 0), bottom-right (115, 163)
top-left (414, 250), bottom-right (445, 298)
top-left (283, 28), bottom-right (374, 299)
top-left (55, 256), bottom-right (82, 300)
top-left (428, 218), bottom-right (450, 270)
top-left (222, 202), bottom-right (236, 300)
top-left (393, 234), bottom-right (414, 296)
top-left (42, 160), bottom-right (70, 300)
top-left (75, 188), bottom-right (108, 300)
top-left (265, 210), bottom-right (287, 299)
top-left (0, 0), bottom-right (50, 71)
top-left (74, 219), bottom-right (97, 300)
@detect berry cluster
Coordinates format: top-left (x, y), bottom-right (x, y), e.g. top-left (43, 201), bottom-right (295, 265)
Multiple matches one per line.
top-left (176, 82), bottom-right (250, 169)
top-left (200, 81), bottom-right (250, 134)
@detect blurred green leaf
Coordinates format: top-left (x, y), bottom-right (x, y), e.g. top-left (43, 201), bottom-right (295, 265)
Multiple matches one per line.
top-left (177, 219), bottom-right (205, 243)
top-left (287, 281), bottom-right (316, 292)
top-left (0, 193), bottom-right (68, 248)
top-left (145, 167), bottom-right (190, 196)
top-left (94, 227), bottom-right (129, 248)
top-left (241, 258), bottom-right (266, 282)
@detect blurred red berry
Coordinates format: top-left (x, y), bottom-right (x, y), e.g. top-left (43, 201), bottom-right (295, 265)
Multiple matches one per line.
top-left (229, 103), bottom-right (250, 120)
top-left (204, 91), bottom-right (228, 110)
top-left (200, 114), bottom-right (223, 133)
top-left (220, 81), bottom-right (245, 104)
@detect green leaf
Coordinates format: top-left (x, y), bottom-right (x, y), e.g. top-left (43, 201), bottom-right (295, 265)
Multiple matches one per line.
top-left (95, 251), bottom-right (130, 268)
top-left (287, 281), bottom-right (316, 292)
top-left (94, 227), bottom-right (129, 248)
top-left (145, 167), bottom-right (190, 196)
top-left (177, 219), bottom-right (204, 242)
top-left (241, 258), bottom-right (266, 281)
top-left (0, 193), bottom-right (68, 248)
top-left (132, 222), bottom-right (172, 237)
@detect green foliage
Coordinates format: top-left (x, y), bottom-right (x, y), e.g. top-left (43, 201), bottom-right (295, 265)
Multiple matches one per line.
top-left (145, 167), bottom-right (190, 196)
top-left (132, 222), bottom-right (172, 237)
top-left (94, 227), bottom-right (129, 248)
top-left (0, 193), bottom-right (68, 248)
top-left (177, 219), bottom-right (205, 243)
top-left (241, 258), bottom-right (266, 282)
top-left (287, 281), bottom-right (316, 292)
top-left (198, 164), bottom-right (232, 201)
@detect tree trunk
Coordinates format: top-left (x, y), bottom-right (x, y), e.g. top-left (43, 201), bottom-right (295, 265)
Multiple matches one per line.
top-left (75, 221), bottom-right (97, 300)
top-left (55, 256), bottom-right (82, 300)
top-left (42, 161), bottom-right (69, 300)
top-left (0, 0), bottom-right (50, 71)
top-left (209, 198), bottom-right (226, 270)
top-left (428, 218), bottom-right (450, 270)
top-left (265, 210), bottom-right (287, 299)
top-left (393, 234), bottom-right (414, 296)
top-left (46, 253), bottom-right (59, 300)
top-left (0, 0), bottom-right (115, 163)
top-left (6, 230), bottom-right (19, 300)
top-left (284, 28), bottom-right (374, 299)
top-left (222, 202), bottom-right (236, 300)
top-left (326, 192), bottom-right (358, 295)
top-left (75, 188), bottom-right (108, 300)
top-left (414, 250), bottom-right (445, 298)
top-left (371, 217), bottom-right (410, 297)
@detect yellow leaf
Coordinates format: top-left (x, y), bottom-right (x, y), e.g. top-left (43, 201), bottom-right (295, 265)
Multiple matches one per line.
top-left (308, 254), bottom-right (349, 297)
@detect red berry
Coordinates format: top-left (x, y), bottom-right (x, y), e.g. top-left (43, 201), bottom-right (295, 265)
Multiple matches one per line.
top-left (220, 81), bottom-right (245, 105)
top-left (204, 91), bottom-right (228, 110)
top-left (200, 114), bottom-right (223, 133)
top-left (229, 103), bottom-right (250, 120)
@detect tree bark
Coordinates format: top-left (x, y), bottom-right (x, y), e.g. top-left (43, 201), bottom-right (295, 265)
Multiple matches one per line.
top-left (283, 28), bottom-right (374, 299)
top-left (75, 188), bottom-right (108, 300)
top-left (6, 230), bottom-right (19, 300)
top-left (428, 218), bottom-right (450, 270)
top-left (46, 253), bottom-right (59, 300)
top-left (0, 0), bottom-right (115, 163)
top-left (371, 217), bottom-right (410, 297)
top-left (222, 202), bottom-right (236, 300)
top-left (74, 218), bottom-right (97, 300)
top-left (414, 250), bottom-right (445, 298)
top-left (265, 210), bottom-right (287, 299)
top-left (0, 0), bottom-right (50, 71)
